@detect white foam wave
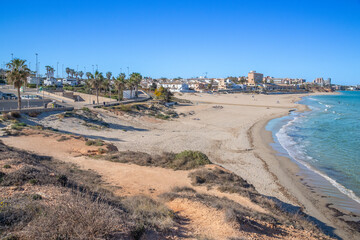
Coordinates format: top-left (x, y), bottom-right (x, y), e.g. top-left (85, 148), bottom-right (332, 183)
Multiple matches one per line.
top-left (275, 117), bottom-right (360, 205)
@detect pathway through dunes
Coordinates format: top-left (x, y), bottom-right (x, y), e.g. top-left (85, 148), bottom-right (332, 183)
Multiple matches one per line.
top-left (2, 132), bottom-right (335, 239)
top-left (1, 133), bottom-right (266, 239)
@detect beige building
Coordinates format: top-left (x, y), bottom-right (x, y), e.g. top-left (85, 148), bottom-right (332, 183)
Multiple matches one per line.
top-left (247, 71), bottom-right (263, 85)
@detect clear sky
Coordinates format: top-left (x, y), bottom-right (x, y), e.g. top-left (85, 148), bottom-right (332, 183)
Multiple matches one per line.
top-left (1, 0), bottom-right (359, 85)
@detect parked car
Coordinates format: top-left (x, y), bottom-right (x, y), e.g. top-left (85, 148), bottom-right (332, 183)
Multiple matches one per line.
top-left (2, 93), bottom-right (18, 100)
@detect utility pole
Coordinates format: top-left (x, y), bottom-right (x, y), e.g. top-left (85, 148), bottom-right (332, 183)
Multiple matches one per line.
top-left (35, 53), bottom-right (38, 77)
top-left (35, 53), bottom-right (39, 90)
top-left (96, 64), bottom-right (98, 71)
top-left (57, 62), bottom-right (59, 78)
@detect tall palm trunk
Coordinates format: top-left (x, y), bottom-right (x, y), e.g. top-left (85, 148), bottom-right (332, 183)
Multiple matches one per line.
top-left (96, 88), bottom-right (99, 104)
top-left (17, 87), bottom-right (21, 110)
top-left (135, 85), bottom-right (138, 98)
top-left (120, 87), bottom-right (124, 101)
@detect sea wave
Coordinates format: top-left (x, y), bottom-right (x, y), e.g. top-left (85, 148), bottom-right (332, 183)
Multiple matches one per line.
top-left (275, 115), bottom-right (360, 205)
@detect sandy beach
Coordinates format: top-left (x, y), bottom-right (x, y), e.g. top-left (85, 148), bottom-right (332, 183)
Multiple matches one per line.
top-left (2, 91), bottom-right (357, 239)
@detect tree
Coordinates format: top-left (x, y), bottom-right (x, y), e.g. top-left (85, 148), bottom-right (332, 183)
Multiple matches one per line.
top-left (239, 76), bottom-right (247, 84)
top-left (154, 86), bottom-right (173, 102)
top-left (65, 67), bottom-right (70, 77)
top-left (6, 58), bottom-right (31, 110)
top-left (86, 72), bottom-right (92, 80)
top-left (126, 77), bottom-right (134, 98)
top-left (78, 71), bottom-right (84, 79)
top-left (70, 69), bottom-right (75, 78)
top-left (106, 71), bottom-right (112, 81)
top-left (150, 82), bottom-right (157, 91)
top-left (130, 72), bottom-right (142, 98)
top-left (88, 70), bottom-right (104, 104)
top-left (102, 79), bottom-right (110, 95)
top-left (45, 65), bottom-right (55, 78)
top-left (114, 73), bottom-right (126, 101)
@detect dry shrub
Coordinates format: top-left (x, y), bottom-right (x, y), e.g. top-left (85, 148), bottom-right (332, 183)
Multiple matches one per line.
top-left (123, 195), bottom-right (175, 232)
top-left (0, 113), bottom-right (14, 121)
top-left (21, 193), bottom-right (127, 240)
top-left (27, 112), bottom-right (40, 118)
top-left (105, 150), bottom-right (211, 170)
top-left (57, 135), bottom-right (70, 142)
top-left (187, 169), bottom-right (330, 237)
top-left (10, 112), bottom-right (21, 119)
top-left (85, 139), bottom-right (104, 146)
top-left (189, 168), bottom-right (255, 195)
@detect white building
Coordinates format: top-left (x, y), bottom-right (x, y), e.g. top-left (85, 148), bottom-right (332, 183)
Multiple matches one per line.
top-left (62, 78), bottom-right (78, 86)
top-left (159, 82), bottom-right (193, 92)
top-left (27, 76), bottom-right (41, 85)
top-left (44, 77), bottom-right (62, 86)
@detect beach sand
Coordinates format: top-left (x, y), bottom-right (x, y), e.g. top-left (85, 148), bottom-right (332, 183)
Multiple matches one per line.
top-left (2, 91), bottom-right (357, 239)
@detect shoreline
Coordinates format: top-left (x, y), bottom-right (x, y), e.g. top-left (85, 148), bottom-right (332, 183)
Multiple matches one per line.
top-left (253, 91), bottom-right (358, 240)
top-left (1, 90), bottom-right (357, 239)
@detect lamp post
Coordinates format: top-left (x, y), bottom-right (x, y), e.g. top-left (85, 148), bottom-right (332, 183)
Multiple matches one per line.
top-left (35, 53), bottom-right (39, 90)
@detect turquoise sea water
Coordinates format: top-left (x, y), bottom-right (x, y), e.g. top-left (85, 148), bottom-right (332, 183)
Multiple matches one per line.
top-left (267, 91), bottom-right (360, 214)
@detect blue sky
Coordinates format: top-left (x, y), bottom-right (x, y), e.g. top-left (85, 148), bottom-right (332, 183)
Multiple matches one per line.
top-left (1, 0), bottom-right (359, 84)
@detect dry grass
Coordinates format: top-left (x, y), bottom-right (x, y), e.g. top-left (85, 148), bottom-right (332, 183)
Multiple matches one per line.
top-left (123, 195), bottom-right (175, 235)
top-left (186, 168), bottom-right (328, 237)
top-left (104, 150), bottom-right (211, 170)
top-left (21, 193), bottom-right (128, 240)
top-left (0, 140), bottom-right (176, 239)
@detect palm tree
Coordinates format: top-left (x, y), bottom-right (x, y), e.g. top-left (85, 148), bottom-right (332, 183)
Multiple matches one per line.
top-left (102, 79), bottom-right (110, 95)
top-left (45, 65), bottom-right (55, 78)
top-left (65, 67), bottom-right (70, 77)
top-left (6, 58), bottom-right (30, 110)
top-left (130, 72), bottom-right (142, 98)
top-left (106, 71), bottom-right (112, 81)
top-left (86, 72), bottom-right (92, 80)
top-left (70, 69), bottom-right (75, 78)
top-left (114, 73), bottom-right (126, 101)
top-left (88, 70), bottom-right (104, 104)
top-left (78, 71), bottom-right (84, 79)
top-left (126, 77), bottom-right (134, 98)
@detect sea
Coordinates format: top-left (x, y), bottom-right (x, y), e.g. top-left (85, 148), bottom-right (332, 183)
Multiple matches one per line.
top-left (266, 91), bottom-right (360, 215)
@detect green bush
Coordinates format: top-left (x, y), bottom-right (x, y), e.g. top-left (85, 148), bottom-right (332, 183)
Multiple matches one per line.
top-left (155, 114), bottom-right (170, 120)
top-left (85, 139), bottom-right (104, 146)
top-left (3, 164), bottom-right (11, 169)
top-left (11, 122), bottom-right (27, 130)
top-left (171, 151), bottom-right (211, 170)
top-left (117, 105), bottom-right (132, 112)
top-left (27, 83), bottom-right (37, 88)
top-left (32, 194), bottom-right (42, 200)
